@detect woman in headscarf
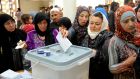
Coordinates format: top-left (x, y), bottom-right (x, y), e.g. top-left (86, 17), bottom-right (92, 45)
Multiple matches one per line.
top-left (0, 14), bottom-right (27, 73)
top-left (26, 12), bottom-right (57, 50)
top-left (82, 7), bottom-right (113, 79)
top-left (108, 5), bottom-right (140, 79)
top-left (68, 6), bottom-right (90, 46)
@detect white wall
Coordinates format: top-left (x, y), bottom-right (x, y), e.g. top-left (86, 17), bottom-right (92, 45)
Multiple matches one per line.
top-left (63, 0), bottom-right (76, 22)
top-left (77, 0), bottom-right (105, 9)
top-left (20, 0), bottom-right (49, 14)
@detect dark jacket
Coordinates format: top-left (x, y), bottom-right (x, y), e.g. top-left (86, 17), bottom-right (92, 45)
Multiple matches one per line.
top-left (82, 30), bottom-right (114, 79)
top-left (134, 51), bottom-right (140, 79)
top-left (108, 10), bottom-right (115, 33)
top-left (0, 29), bottom-right (26, 73)
top-left (50, 22), bottom-right (60, 30)
top-left (68, 26), bottom-right (87, 46)
top-left (0, 14), bottom-right (27, 73)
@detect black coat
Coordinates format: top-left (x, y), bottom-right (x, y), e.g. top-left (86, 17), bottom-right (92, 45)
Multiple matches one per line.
top-left (108, 10), bottom-right (115, 33)
top-left (68, 26), bottom-right (87, 46)
top-left (82, 30), bottom-right (114, 79)
top-left (0, 29), bottom-right (26, 73)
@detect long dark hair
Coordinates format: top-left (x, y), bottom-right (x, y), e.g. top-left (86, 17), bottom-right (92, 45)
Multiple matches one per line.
top-left (33, 12), bottom-right (50, 36)
top-left (94, 12), bottom-right (103, 21)
top-left (33, 12), bottom-right (55, 45)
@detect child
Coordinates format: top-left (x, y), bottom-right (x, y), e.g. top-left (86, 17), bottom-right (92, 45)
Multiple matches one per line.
top-left (59, 17), bottom-right (72, 30)
top-left (20, 14), bottom-right (34, 33)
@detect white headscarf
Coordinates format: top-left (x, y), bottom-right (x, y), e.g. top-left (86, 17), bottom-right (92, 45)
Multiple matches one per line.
top-left (88, 11), bottom-right (108, 39)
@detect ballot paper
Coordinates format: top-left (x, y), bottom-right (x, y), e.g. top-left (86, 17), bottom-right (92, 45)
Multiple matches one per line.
top-left (0, 69), bottom-right (21, 79)
top-left (56, 32), bottom-right (72, 52)
top-left (15, 40), bottom-right (25, 49)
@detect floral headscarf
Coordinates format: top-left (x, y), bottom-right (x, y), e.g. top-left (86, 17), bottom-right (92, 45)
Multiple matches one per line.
top-left (115, 5), bottom-right (140, 46)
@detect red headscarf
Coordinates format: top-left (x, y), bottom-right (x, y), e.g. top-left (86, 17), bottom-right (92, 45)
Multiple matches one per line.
top-left (115, 5), bottom-right (140, 46)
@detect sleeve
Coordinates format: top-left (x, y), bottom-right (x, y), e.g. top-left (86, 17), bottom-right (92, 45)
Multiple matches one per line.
top-left (108, 37), bottom-right (119, 73)
top-left (18, 29), bottom-right (27, 41)
top-left (26, 32), bottom-right (34, 50)
top-left (52, 29), bottom-right (59, 42)
top-left (108, 36), bottom-right (129, 74)
top-left (68, 26), bottom-right (76, 40)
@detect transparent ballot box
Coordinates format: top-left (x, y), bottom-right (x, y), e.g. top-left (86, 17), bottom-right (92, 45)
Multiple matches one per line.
top-left (25, 43), bottom-right (94, 79)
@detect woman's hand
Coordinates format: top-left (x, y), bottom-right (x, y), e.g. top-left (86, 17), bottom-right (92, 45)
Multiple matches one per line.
top-left (111, 47), bottom-right (137, 74)
top-left (111, 63), bottom-right (131, 74)
top-left (59, 27), bottom-right (69, 38)
top-left (123, 49), bottom-right (137, 67)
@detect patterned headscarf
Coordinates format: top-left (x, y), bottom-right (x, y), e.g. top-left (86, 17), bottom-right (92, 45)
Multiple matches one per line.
top-left (115, 5), bottom-right (140, 46)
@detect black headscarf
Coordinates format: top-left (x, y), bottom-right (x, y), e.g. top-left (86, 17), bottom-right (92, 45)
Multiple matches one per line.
top-left (33, 12), bottom-right (50, 36)
top-left (0, 14), bottom-right (15, 35)
top-left (0, 14), bottom-right (26, 46)
top-left (0, 14), bottom-right (26, 72)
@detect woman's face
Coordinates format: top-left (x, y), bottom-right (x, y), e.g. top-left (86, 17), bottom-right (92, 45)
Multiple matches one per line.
top-left (136, 8), bottom-right (140, 21)
top-left (50, 11), bottom-right (61, 23)
top-left (120, 16), bottom-right (137, 35)
top-left (78, 11), bottom-right (89, 26)
top-left (89, 16), bottom-right (102, 32)
top-left (4, 20), bottom-right (16, 32)
top-left (37, 19), bottom-right (48, 32)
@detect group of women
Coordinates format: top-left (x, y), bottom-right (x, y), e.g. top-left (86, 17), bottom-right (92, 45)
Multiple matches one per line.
top-left (0, 4), bottom-right (140, 79)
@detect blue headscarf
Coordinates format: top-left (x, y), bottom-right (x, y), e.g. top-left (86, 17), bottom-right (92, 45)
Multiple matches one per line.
top-left (95, 7), bottom-right (108, 20)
